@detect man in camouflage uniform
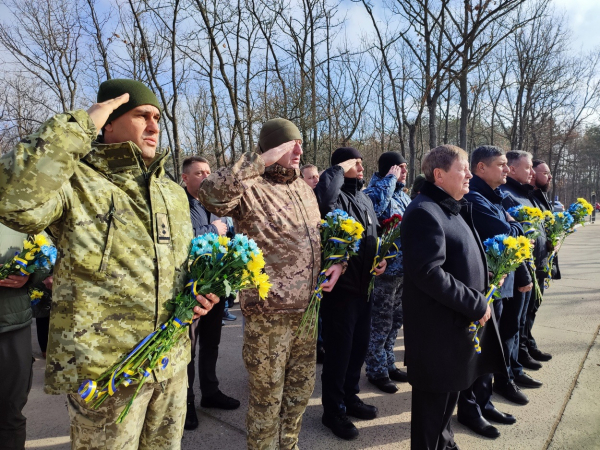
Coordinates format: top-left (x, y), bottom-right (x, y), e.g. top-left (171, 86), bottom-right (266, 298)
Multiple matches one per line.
top-left (0, 79), bottom-right (217, 450)
top-left (199, 118), bottom-right (343, 450)
top-left (363, 152), bottom-right (411, 393)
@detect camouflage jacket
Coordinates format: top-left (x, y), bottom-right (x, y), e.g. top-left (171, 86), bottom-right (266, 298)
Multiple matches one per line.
top-left (198, 152), bottom-right (321, 315)
top-left (0, 110), bottom-right (193, 394)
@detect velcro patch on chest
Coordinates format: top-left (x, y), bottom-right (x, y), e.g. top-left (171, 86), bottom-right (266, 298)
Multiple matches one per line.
top-left (156, 213), bottom-right (171, 243)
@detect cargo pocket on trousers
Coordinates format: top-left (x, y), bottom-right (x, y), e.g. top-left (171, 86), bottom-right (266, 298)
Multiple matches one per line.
top-left (67, 394), bottom-right (107, 450)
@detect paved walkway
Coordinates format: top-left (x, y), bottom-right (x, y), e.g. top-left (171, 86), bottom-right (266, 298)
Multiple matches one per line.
top-left (24, 224), bottom-right (600, 449)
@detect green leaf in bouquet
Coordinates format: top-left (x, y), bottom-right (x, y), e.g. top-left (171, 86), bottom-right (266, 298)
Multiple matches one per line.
top-left (223, 279), bottom-right (232, 298)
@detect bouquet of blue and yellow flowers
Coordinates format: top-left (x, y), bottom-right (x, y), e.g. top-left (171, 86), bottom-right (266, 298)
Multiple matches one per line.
top-left (470, 234), bottom-right (531, 353)
top-left (568, 198), bottom-right (593, 226)
top-left (506, 204), bottom-right (544, 299)
top-left (78, 233), bottom-right (271, 423)
top-left (542, 210), bottom-right (577, 287)
top-left (367, 213), bottom-right (402, 295)
top-left (506, 205), bottom-right (544, 239)
top-left (297, 209), bottom-right (364, 337)
top-left (0, 234), bottom-right (57, 279)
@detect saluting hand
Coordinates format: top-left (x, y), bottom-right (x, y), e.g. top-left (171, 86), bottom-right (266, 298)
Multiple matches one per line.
top-left (261, 141), bottom-right (296, 167)
top-left (387, 165), bottom-right (403, 180)
top-left (337, 158), bottom-right (358, 174)
top-left (87, 93), bottom-right (130, 134)
top-left (192, 293), bottom-right (219, 319)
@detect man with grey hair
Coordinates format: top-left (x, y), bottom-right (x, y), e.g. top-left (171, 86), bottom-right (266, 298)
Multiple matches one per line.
top-left (401, 145), bottom-right (505, 449)
top-left (495, 151), bottom-right (544, 404)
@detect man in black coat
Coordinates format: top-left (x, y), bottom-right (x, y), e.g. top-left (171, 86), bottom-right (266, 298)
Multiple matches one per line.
top-left (181, 156), bottom-right (240, 431)
top-left (499, 151), bottom-right (546, 381)
top-left (401, 145), bottom-right (505, 450)
top-left (314, 147), bottom-right (387, 441)
top-left (525, 159), bottom-right (559, 361)
top-left (457, 146), bottom-right (524, 439)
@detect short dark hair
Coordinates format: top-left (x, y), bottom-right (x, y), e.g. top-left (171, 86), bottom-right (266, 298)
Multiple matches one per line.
top-left (182, 156), bottom-right (210, 173)
top-left (471, 146), bottom-right (504, 172)
top-left (422, 145), bottom-right (468, 182)
top-left (506, 150), bottom-right (532, 167)
top-left (300, 164), bottom-right (318, 177)
top-left (532, 159), bottom-right (547, 168)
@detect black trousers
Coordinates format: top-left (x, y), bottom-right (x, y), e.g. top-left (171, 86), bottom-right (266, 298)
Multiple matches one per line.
top-left (0, 325), bottom-right (33, 450)
top-left (496, 289), bottom-right (529, 384)
top-left (35, 316), bottom-right (50, 353)
top-left (524, 276), bottom-right (545, 352)
top-left (457, 299), bottom-right (503, 420)
top-left (411, 388), bottom-right (459, 450)
top-left (321, 291), bottom-right (372, 415)
top-left (186, 294), bottom-right (227, 401)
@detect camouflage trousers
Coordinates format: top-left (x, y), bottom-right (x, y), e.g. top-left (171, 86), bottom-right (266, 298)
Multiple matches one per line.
top-left (365, 275), bottom-right (404, 380)
top-left (243, 312), bottom-right (316, 450)
top-left (67, 367), bottom-right (187, 450)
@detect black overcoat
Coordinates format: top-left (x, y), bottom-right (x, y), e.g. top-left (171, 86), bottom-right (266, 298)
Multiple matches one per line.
top-left (401, 181), bottom-right (506, 393)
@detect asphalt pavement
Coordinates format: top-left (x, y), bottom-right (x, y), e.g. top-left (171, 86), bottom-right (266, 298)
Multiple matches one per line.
top-left (23, 223), bottom-right (600, 449)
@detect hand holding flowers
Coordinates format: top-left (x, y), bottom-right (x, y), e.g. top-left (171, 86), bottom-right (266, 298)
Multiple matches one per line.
top-left (0, 234), bottom-right (57, 280)
top-left (367, 213), bottom-right (402, 295)
top-left (297, 209), bottom-right (364, 337)
top-left (77, 233), bottom-right (271, 423)
top-left (470, 234), bottom-right (531, 353)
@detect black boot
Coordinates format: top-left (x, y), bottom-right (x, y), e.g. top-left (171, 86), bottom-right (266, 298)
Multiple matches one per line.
top-left (184, 401), bottom-right (199, 430)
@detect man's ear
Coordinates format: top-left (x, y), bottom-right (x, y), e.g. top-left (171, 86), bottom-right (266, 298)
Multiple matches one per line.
top-left (433, 167), bottom-right (444, 185)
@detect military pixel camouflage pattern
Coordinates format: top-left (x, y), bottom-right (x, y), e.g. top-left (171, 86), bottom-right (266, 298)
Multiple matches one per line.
top-left (67, 368), bottom-right (187, 449)
top-left (365, 275), bottom-right (404, 380)
top-left (243, 313), bottom-right (316, 450)
top-left (198, 152), bottom-right (321, 315)
top-left (0, 110), bottom-right (193, 394)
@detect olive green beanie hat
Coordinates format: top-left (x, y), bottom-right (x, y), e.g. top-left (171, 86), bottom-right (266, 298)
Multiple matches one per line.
top-left (258, 118), bottom-right (302, 152)
top-left (97, 79), bottom-right (161, 124)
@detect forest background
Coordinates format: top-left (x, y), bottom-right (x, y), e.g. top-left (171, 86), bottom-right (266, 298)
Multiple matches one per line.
top-left (1, 0), bottom-right (599, 205)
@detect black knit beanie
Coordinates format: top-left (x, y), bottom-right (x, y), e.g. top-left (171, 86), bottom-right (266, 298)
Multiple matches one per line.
top-left (378, 151), bottom-right (407, 176)
top-left (97, 79), bottom-right (161, 124)
top-left (331, 147), bottom-right (362, 166)
top-left (258, 118), bottom-right (302, 152)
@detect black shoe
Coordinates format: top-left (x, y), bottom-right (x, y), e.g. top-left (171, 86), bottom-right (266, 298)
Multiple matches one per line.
top-left (316, 346), bottom-right (325, 364)
top-left (200, 391), bottom-right (241, 410)
top-left (368, 376), bottom-right (398, 394)
top-left (482, 407), bottom-right (516, 425)
top-left (457, 416), bottom-right (500, 439)
top-left (346, 399), bottom-right (378, 420)
top-left (322, 413), bottom-right (359, 440)
top-left (493, 381), bottom-right (529, 405)
top-left (388, 366), bottom-right (408, 382)
top-left (519, 353), bottom-right (542, 370)
top-left (529, 347), bottom-right (552, 361)
top-left (514, 372), bottom-right (543, 389)
top-left (184, 401), bottom-right (199, 430)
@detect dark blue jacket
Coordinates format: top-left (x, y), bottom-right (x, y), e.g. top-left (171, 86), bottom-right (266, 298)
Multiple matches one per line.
top-left (364, 172), bottom-right (411, 277)
top-left (464, 175), bottom-right (524, 298)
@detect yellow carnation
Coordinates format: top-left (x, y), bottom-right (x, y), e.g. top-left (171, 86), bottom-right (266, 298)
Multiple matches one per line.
top-left (34, 234), bottom-right (49, 247)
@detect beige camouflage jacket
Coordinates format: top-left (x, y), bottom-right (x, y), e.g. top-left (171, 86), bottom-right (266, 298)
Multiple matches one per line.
top-left (199, 152), bottom-right (321, 315)
top-left (0, 110), bottom-right (193, 394)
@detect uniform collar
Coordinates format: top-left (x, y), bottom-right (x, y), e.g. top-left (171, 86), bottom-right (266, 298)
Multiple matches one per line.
top-left (263, 163), bottom-right (299, 184)
top-left (84, 140), bottom-right (170, 178)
